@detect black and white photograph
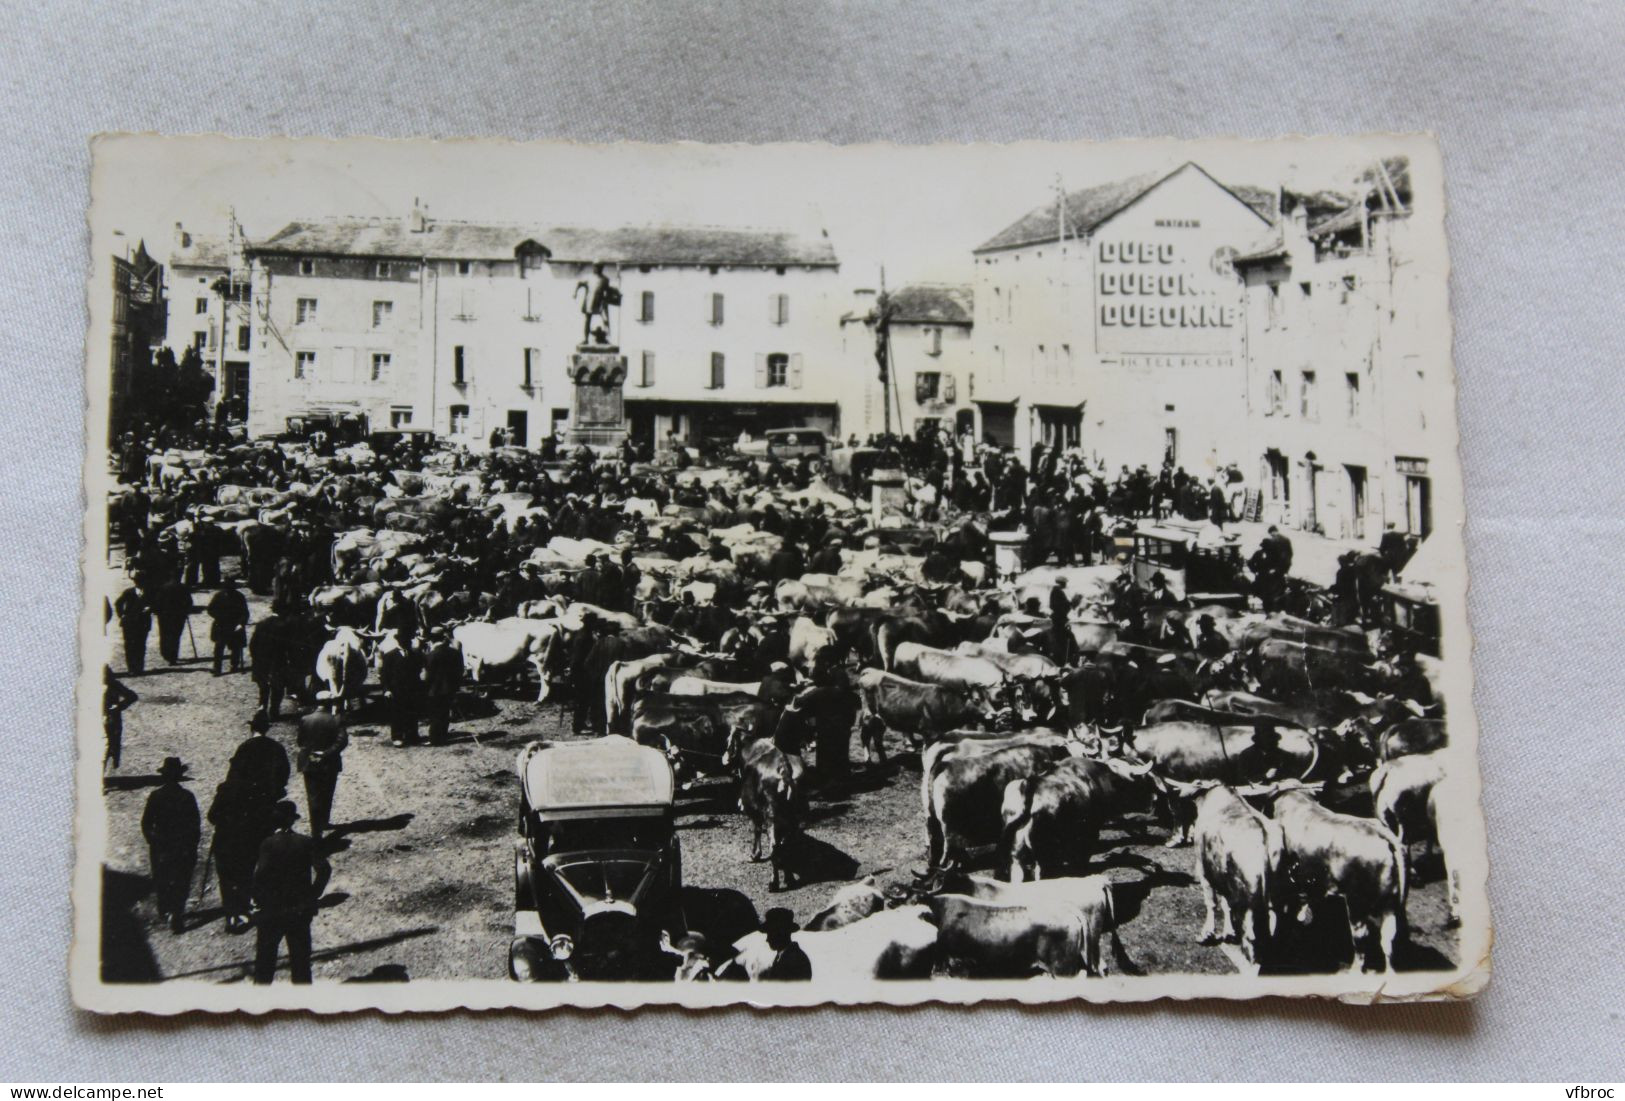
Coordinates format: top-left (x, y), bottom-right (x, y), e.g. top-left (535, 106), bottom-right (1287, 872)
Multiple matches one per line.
top-left (74, 132), bottom-right (1487, 1013)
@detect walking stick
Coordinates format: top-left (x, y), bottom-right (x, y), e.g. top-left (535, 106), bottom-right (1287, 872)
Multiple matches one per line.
top-left (193, 839), bottom-right (214, 907)
top-left (185, 615), bottom-right (199, 660)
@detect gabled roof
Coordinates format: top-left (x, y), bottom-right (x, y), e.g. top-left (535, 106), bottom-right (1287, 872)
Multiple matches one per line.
top-left (253, 218), bottom-right (838, 268)
top-left (973, 162), bottom-right (1273, 254)
top-left (886, 283), bottom-right (973, 325)
top-left (171, 233), bottom-right (230, 270)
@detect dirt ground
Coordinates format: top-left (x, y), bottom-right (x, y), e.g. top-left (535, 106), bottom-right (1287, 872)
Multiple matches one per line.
top-left (98, 583), bottom-right (1459, 987)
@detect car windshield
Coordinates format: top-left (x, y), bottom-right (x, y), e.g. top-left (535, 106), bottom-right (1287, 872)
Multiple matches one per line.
top-left (545, 818), bottom-right (668, 854)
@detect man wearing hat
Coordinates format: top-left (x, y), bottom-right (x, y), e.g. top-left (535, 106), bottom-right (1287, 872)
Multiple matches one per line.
top-left (252, 800), bottom-right (332, 985)
top-left (1195, 614), bottom-right (1231, 661)
top-left (206, 577), bottom-right (250, 676)
top-left (113, 579), bottom-right (152, 676)
top-left (209, 742), bottom-right (280, 933)
top-left (296, 703), bottom-right (348, 841)
top-left (1048, 576), bottom-right (1072, 665)
top-left (141, 757), bottom-right (200, 934)
top-left (421, 627), bottom-right (463, 746)
top-left (729, 908), bottom-right (812, 981)
top-left (231, 711), bottom-right (291, 798)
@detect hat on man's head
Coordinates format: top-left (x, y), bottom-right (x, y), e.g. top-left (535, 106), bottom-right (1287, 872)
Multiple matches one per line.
top-left (157, 756), bottom-right (189, 780)
top-left (249, 712), bottom-right (272, 734)
top-left (761, 908), bottom-right (800, 936)
top-left (272, 800), bottom-right (300, 826)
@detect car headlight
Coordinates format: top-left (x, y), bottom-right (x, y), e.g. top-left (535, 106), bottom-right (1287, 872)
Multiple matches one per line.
top-left (549, 934), bottom-right (575, 961)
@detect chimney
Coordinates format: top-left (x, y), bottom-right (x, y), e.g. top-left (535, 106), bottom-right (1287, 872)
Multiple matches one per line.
top-left (175, 221), bottom-right (191, 250)
top-left (408, 198), bottom-right (427, 233)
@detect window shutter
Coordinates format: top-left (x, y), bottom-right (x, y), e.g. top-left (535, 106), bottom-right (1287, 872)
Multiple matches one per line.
top-left (642, 350), bottom-right (655, 386)
top-left (642, 290), bottom-right (654, 322)
top-left (711, 293), bottom-right (724, 325)
top-left (780, 294), bottom-right (789, 325)
top-left (755, 353), bottom-right (767, 389)
top-left (943, 374), bottom-right (956, 402)
top-left (711, 351), bottom-right (725, 389)
top-left (769, 294), bottom-right (777, 324)
top-left (790, 353), bottom-right (803, 389)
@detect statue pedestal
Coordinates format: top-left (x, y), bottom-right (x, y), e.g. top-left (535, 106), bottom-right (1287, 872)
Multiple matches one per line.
top-left (990, 529), bottom-right (1030, 579)
top-left (869, 468), bottom-right (910, 526)
top-left (565, 345), bottom-right (629, 452)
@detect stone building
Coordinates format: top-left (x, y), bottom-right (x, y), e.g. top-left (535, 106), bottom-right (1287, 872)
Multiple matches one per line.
top-left (969, 162), bottom-right (1274, 470)
top-left (242, 204), bottom-right (842, 450)
top-left (839, 283), bottom-right (974, 441)
top-left (1233, 158), bottom-right (1444, 539)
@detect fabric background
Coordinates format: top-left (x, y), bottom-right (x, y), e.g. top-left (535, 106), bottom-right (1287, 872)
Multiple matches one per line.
top-left (3, 0), bottom-right (1621, 1082)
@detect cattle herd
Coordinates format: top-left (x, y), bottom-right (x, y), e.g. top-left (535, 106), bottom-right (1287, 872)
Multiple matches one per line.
top-left (105, 426), bottom-right (1464, 983)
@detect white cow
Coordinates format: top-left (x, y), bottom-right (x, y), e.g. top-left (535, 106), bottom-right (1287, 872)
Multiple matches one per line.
top-left (314, 626), bottom-right (372, 711)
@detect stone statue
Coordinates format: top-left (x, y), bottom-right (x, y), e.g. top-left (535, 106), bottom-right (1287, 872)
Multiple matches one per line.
top-left (574, 262), bottom-right (621, 347)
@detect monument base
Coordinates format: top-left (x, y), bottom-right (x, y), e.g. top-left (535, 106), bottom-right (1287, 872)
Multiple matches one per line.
top-left (565, 345), bottom-right (630, 453)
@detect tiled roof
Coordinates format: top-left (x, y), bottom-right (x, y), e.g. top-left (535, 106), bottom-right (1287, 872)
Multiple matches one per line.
top-left (887, 283), bottom-right (973, 325)
top-left (171, 233), bottom-right (230, 269)
top-left (974, 162), bottom-right (1273, 254)
top-left (253, 219), bottom-right (838, 267)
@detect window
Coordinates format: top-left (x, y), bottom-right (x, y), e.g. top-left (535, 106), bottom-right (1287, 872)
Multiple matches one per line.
top-left (639, 290), bottom-right (655, 323)
top-left (192, 331), bottom-right (207, 352)
top-left (372, 300), bottom-right (393, 328)
top-left (296, 298), bottom-right (317, 324)
top-left (1300, 281), bottom-right (1312, 298)
top-left (1345, 371), bottom-right (1361, 419)
top-left (915, 371), bottom-right (941, 403)
top-left (640, 350), bottom-right (655, 387)
top-left (376, 261), bottom-right (392, 278)
top-left (457, 260), bottom-right (472, 276)
top-left (195, 297), bottom-right (208, 315)
top-left (1266, 282), bottom-right (1283, 328)
top-left (449, 404), bottom-right (470, 435)
top-left (390, 407), bottom-right (413, 428)
top-left (237, 325), bottom-right (250, 352)
top-left (295, 350), bottom-right (315, 379)
top-left (523, 347), bottom-right (538, 390)
top-left (1163, 427), bottom-right (1178, 466)
top-left (926, 327), bottom-right (943, 356)
top-left (453, 345), bottom-right (467, 385)
top-left (1268, 369), bottom-right (1285, 415)
top-left (299, 259), bottom-right (314, 276)
top-left (710, 292), bottom-right (725, 326)
top-left (1300, 370), bottom-right (1318, 421)
top-left (371, 353), bottom-right (391, 381)
top-left (766, 353), bottom-right (789, 388)
top-left (769, 293), bottom-right (789, 325)
top-left (708, 351), bottom-right (725, 389)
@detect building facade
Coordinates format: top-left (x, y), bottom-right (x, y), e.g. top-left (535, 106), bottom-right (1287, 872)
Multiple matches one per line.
top-left (839, 284), bottom-right (974, 441)
top-left (166, 221), bottom-right (254, 417)
top-left (970, 163), bottom-right (1273, 471)
top-left (1234, 160), bottom-right (1442, 539)
top-left (110, 241), bottom-right (166, 439)
top-left (243, 207), bottom-right (842, 450)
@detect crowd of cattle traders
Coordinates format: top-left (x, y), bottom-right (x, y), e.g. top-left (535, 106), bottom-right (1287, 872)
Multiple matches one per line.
top-left (103, 419), bottom-right (1462, 983)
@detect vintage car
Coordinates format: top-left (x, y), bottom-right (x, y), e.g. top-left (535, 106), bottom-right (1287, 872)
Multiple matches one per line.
top-left (510, 736), bottom-right (686, 982)
top-left (1129, 521), bottom-right (1247, 606)
top-left (735, 426), bottom-right (831, 462)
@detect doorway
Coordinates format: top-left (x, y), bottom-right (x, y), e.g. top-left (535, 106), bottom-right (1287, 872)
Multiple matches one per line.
top-left (1405, 475), bottom-right (1432, 537)
top-left (506, 410), bottom-right (529, 448)
top-left (1346, 464), bottom-right (1368, 540)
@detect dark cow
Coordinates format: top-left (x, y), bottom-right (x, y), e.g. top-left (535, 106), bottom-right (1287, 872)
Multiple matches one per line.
top-left (856, 668), bottom-right (985, 761)
top-left (631, 693), bottom-right (780, 776)
top-left (722, 728), bottom-right (806, 892)
top-left (1247, 638), bottom-right (1387, 702)
top-left (873, 611), bottom-right (957, 671)
top-left (921, 733), bottom-right (1072, 873)
top-left (1377, 717), bottom-right (1447, 761)
top-left (1000, 755), bottom-right (1158, 881)
top-left (925, 891), bottom-right (1097, 979)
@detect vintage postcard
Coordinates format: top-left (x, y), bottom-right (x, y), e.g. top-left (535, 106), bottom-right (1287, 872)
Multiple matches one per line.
top-left (75, 133), bottom-right (1488, 1013)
